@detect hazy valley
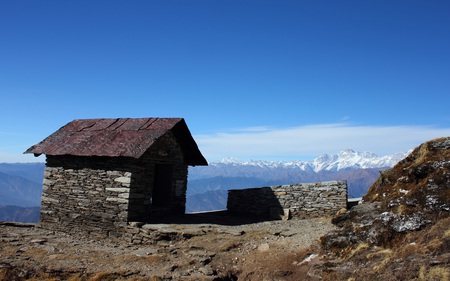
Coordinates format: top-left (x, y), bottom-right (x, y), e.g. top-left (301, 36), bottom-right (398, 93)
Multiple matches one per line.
top-left (0, 149), bottom-right (408, 221)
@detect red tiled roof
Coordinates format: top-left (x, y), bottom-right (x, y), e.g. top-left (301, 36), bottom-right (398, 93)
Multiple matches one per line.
top-left (25, 118), bottom-right (207, 166)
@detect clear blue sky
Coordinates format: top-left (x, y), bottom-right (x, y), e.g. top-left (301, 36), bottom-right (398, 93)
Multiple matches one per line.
top-left (1, 1), bottom-right (450, 162)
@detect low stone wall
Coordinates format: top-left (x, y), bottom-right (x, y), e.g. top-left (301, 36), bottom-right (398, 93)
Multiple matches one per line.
top-left (227, 181), bottom-right (348, 219)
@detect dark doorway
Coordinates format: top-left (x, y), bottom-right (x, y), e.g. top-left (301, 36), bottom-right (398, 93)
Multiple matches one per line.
top-left (152, 164), bottom-right (173, 206)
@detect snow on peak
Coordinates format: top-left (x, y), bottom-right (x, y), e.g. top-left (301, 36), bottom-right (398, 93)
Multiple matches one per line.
top-left (218, 157), bottom-right (244, 164)
top-left (212, 149), bottom-right (410, 172)
top-left (313, 150), bottom-right (388, 172)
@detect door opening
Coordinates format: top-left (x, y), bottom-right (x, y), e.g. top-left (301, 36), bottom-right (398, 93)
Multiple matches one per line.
top-left (152, 164), bottom-right (173, 207)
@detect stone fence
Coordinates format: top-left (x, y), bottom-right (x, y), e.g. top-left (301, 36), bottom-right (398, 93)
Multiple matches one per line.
top-left (227, 180), bottom-right (348, 219)
top-left (117, 180), bottom-right (347, 244)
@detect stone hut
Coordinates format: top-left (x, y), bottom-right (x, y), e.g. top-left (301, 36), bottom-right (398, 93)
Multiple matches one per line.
top-left (25, 118), bottom-right (207, 237)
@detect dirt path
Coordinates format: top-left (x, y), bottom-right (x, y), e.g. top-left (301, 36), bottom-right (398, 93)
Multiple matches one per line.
top-left (0, 217), bottom-right (336, 280)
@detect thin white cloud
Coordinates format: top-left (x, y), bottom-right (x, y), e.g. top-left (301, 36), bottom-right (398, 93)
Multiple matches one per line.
top-left (234, 126), bottom-right (271, 132)
top-left (0, 152), bottom-right (43, 163)
top-left (195, 123), bottom-right (450, 161)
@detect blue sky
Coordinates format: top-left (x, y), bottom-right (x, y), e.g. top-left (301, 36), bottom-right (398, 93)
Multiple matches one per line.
top-left (1, 1), bottom-right (450, 163)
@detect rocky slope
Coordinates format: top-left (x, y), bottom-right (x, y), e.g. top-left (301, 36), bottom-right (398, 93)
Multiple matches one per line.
top-left (319, 137), bottom-right (450, 280)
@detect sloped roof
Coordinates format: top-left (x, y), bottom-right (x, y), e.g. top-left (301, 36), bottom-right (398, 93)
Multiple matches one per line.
top-left (25, 118), bottom-right (207, 166)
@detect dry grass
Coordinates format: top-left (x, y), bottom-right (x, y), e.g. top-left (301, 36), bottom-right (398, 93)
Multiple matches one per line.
top-left (444, 228), bottom-right (450, 238)
top-left (362, 248), bottom-right (394, 273)
top-left (67, 274), bottom-right (86, 281)
top-left (239, 247), bottom-right (313, 281)
top-left (25, 247), bottom-right (58, 261)
top-left (419, 266), bottom-right (450, 281)
top-left (89, 272), bottom-right (120, 281)
top-left (372, 256), bottom-right (392, 272)
top-left (413, 217), bottom-right (450, 253)
top-left (366, 248), bottom-right (393, 259)
top-left (427, 238), bottom-right (443, 251)
top-left (397, 242), bottom-right (421, 260)
top-left (347, 242), bottom-right (369, 259)
top-left (0, 269), bottom-right (10, 281)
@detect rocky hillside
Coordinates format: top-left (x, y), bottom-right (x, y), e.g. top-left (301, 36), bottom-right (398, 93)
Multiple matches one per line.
top-left (318, 137), bottom-right (450, 280)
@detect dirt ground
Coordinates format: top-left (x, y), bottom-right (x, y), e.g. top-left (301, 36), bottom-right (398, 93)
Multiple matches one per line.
top-left (0, 215), bottom-right (336, 280)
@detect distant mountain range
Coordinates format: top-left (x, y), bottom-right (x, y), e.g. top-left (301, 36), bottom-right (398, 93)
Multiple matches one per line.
top-left (0, 163), bottom-right (44, 207)
top-left (0, 149), bottom-right (410, 218)
top-left (186, 149), bottom-right (410, 212)
top-left (189, 149), bottom-right (408, 179)
top-left (0, 205), bottom-right (40, 223)
top-left (0, 163), bottom-right (44, 223)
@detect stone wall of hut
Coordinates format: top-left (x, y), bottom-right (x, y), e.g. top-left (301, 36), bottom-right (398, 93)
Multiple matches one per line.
top-left (40, 132), bottom-right (188, 238)
top-left (227, 180), bottom-right (348, 219)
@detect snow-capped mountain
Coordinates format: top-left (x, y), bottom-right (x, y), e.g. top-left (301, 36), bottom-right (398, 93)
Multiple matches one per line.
top-left (186, 149), bottom-right (411, 212)
top-left (206, 149), bottom-right (410, 173)
top-left (310, 149), bottom-right (409, 172)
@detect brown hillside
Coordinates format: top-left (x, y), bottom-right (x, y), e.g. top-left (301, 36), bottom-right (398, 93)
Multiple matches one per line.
top-left (319, 137), bottom-right (450, 280)
top-left (365, 136), bottom-right (450, 216)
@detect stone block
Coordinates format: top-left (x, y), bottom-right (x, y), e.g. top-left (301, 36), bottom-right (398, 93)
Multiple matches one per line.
top-left (129, 221), bottom-right (145, 227)
top-left (106, 197), bottom-right (128, 204)
top-left (182, 228), bottom-right (206, 237)
top-left (114, 176), bottom-right (131, 184)
top-left (118, 193), bottom-right (130, 199)
top-left (274, 191), bottom-right (287, 196)
top-left (106, 187), bottom-right (130, 193)
top-left (41, 196), bottom-right (59, 203)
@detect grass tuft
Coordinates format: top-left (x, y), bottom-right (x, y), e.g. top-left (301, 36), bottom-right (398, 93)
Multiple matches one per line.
top-left (444, 229), bottom-right (450, 238)
top-left (419, 266), bottom-right (450, 281)
top-left (347, 243), bottom-right (369, 258)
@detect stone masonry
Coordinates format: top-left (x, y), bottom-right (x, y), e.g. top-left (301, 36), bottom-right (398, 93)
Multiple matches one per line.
top-left (41, 165), bottom-right (132, 238)
top-left (227, 180), bottom-right (348, 220)
top-left (121, 180), bottom-right (348, 245)
top-left (40, 132), bottom-right (189, 239)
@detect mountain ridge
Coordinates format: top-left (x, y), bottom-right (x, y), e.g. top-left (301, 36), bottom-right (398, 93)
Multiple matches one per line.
top-left (0, 171), bottom-right (42, 207)
top-left (205, 149), bottom-right (409, 172)
top-left (188, 149), bottom-right (410, 189)
top-left (186, 149), bottom-right (410, 212)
